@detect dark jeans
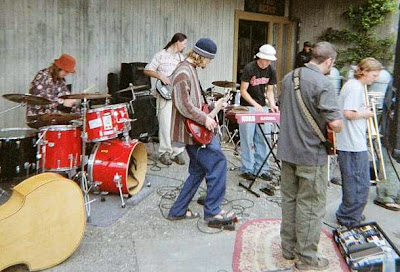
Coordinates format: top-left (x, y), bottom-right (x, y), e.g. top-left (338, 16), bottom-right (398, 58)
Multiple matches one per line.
top-left (168, 137), bottom-right (227, 218)
top-left (336, 150), bottom-right (370, 227)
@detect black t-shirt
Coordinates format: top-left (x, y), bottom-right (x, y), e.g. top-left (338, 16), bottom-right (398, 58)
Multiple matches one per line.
top-left (240, 60), bottom-right (277, 106)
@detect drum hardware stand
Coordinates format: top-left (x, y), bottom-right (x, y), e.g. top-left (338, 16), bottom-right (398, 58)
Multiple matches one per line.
top-left (78, 96), bottom-right (92, 222)
top-left (113, 174), bottom-right (126, 208)
top-left (34, 129), bottom-right (48, 174)
top-left (0, 102), bottom-right (26, 116)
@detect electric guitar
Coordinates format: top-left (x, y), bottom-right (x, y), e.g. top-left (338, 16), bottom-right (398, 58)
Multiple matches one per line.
top-left (155, 79), bottom-right (172, 100)
top-left (185, 93), bottom-right (231, 145)
top-left (326, 126), bottom-right (336, 155)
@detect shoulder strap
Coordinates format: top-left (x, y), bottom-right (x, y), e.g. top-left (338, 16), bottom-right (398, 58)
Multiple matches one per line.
top-left (293, 68), bottom-right (327, 143)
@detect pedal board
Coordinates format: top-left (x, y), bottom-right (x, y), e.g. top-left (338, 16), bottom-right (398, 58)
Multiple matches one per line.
top-left (333, 222), bottom-right (400, 271)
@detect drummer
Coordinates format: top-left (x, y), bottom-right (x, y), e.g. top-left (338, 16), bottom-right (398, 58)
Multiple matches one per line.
top-left (26, 54), bottom-right (79, 128)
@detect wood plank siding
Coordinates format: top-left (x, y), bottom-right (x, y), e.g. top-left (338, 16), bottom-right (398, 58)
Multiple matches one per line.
top-left (0, 0), bottom-right (244, 128)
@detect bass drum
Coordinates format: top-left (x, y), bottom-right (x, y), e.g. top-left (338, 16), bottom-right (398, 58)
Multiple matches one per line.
top-left (88, 139), bottom-right (147, 196)
top-left (0, 128), bottom-right (37, 181)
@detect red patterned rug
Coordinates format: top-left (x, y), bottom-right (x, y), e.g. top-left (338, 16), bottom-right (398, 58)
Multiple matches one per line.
top-left (232, 218), bottom-right (349, 272)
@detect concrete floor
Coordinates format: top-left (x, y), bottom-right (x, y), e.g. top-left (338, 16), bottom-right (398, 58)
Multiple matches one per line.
top-left (1, 142), bottom-right (400, 272)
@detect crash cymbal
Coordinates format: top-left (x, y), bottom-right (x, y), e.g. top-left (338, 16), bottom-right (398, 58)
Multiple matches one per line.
top-left (2, 93), bottom-right (52, 105)
top-left (116, 84), bottom-right (148, 93)
top-left (212, 81), bottom-right (240, 89)
top-left (39, 113), bottom-right (81, 123)
top-left (59, 93), bottom-right (111, 99)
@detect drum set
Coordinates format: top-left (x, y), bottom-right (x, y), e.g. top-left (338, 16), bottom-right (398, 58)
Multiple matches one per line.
top-left (1, 88), bottom-right (147, 216)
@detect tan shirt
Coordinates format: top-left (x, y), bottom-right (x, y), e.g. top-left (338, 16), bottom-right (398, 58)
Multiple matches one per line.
top-left (145, 48), bottom-right (183, 77)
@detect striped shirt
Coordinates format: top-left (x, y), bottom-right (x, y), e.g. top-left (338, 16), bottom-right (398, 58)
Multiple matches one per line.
top-left (170, 61), bottom-right (207, 145)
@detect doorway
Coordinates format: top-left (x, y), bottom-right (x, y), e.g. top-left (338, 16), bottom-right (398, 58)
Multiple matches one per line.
top-left (233, 11), bottom-right (296, 87)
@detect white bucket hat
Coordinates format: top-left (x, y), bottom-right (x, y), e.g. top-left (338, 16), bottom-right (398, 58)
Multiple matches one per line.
top-left (256, 44), bottom-right (277, 61)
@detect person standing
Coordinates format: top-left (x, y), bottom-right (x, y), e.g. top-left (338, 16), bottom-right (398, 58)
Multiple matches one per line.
top-left (26, 54), bottom-right (79, 128)
top-left (277, 42), bottom-right (343, 270)
top-left (167, 38), bottom-right (234, 226)
top-left (144, 33), bottom-right (188, 165)
top-left (295, 41), bottom-right (312, 68)
top-left (238, 44), bottom-right (279, 181)
top-left (336, 58), bottom-right (382, 227)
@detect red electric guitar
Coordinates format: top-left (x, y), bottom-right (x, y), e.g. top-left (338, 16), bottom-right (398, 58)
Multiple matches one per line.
top-left (185, 94), bottom-right (231, 145)
top-left (326, 126), bottom-right (336, 155)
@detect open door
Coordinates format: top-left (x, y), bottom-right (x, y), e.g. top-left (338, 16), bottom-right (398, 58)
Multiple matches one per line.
top-left (233, 10), bottom-right (296, 88)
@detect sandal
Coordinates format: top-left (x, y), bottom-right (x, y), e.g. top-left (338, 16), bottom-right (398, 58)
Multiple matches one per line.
top-left (374, 200), bottom-right (400, 211)
top-left (167, 209), bottom-right (200, 221)
top-left (204, 210), bottom-right (235, 224)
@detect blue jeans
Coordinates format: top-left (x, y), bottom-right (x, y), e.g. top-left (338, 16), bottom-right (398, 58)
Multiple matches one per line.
top-left (168, 137), bottom-right (227, 218)
top-left (336, 151), bottom-right (370, 227)
top-left (239, 106), bottom-right (270, 175)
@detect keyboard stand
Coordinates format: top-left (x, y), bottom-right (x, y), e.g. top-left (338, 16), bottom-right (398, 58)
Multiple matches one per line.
top-left (239, 123), bottom-right (280, 197)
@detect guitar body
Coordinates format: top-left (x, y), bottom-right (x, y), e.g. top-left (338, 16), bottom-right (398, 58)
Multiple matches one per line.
top-left (185, 104), bottom-right (213, 145)
top-left (0, 173), bottom-right (86, 271)
top-left (326, 127), bottom-right (336, 155)
top-left (155, 79), bottom-right (172, 100)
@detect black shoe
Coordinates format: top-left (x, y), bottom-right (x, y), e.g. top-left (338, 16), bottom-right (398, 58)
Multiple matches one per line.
top-left (259, 172), bottom-right (273, 181)
top-left (240, 172), bottom-right (255, 180)
top-left (197, 195), bottom-right (206, 206)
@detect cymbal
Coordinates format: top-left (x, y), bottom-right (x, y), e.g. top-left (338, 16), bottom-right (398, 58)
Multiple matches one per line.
top-left (40, 113), bottom-right (81, 123)
top-left (59, 93), bottom-right (111, 99)
top-left (205, 91), bottom-right (224, 99)
top-left (116, 85), bottom-right (148, 93)
top-left (2, 93), bottom-right (52, 105)
top-left (212, 81), bottom-right (239, 89)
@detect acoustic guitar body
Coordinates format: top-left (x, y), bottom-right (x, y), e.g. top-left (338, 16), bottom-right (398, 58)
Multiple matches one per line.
top-left (0, 173), bottom-right (86, 271)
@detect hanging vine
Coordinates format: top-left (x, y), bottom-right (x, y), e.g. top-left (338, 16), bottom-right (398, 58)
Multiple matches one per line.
top-left (319, 0), bottom-right (397, 67)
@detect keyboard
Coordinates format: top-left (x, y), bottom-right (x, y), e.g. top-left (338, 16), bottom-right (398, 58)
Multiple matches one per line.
top-left (234, 112), bottom-right (280, 124)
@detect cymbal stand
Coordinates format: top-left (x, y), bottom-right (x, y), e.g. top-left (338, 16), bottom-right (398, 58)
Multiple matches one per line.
top-left (34, 129), bottom-right (48, 173)
top-left (0, 103), bottom-right (26, 116)
top-left (76, 96), bottom-right (92, 222)
top-left (219, 89), bottom-right (236, 149)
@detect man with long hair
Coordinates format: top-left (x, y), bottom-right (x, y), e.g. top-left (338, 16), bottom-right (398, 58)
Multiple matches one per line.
top-left (26, 54), bottom-right (78, 128)
top-left (144, 33), bottom-right (188, 166)
top-left (278, 42), bottom-right (343, 270)
top-left (167, 38), bottom-right (235, 227)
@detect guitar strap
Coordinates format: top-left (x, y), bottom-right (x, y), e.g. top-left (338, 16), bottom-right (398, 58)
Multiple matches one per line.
top-left (293, 68), bottom-right (329, 145)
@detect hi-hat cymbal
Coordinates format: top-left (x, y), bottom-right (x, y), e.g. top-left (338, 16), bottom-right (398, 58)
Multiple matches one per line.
top-left (2, 93), bottom-right (52, 105)
top-left (59, 93), bottom-right (111, 99)
top-left (116, 85), bottom-right (148, 93)
top-left (212, 81), bottom-right (239, 89)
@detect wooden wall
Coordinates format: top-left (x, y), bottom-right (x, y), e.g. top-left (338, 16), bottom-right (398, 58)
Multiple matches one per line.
top-left (290, 0), bottom-right (399, 63)
top-left (0, 0), bottom-right (244, 128)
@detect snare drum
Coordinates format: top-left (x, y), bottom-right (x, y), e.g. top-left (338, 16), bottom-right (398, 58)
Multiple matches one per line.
top-left (0, 128), bottom-right (37, 181)
top-left (39, 125), bottom-right (82, 171)
top-left (88, 139), bottom-right (147, 196)
top-left (86, 106), bottom-right (118, 142)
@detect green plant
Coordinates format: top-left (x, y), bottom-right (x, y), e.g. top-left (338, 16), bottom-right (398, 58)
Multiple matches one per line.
top-left (319, 0), bottom-right (397, 67)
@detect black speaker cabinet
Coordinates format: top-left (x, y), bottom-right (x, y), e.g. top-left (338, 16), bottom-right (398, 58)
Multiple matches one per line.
top-left (120, 62), bottom-right (150, 91)
top-left (117, 94), bottom-right (158, 142)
